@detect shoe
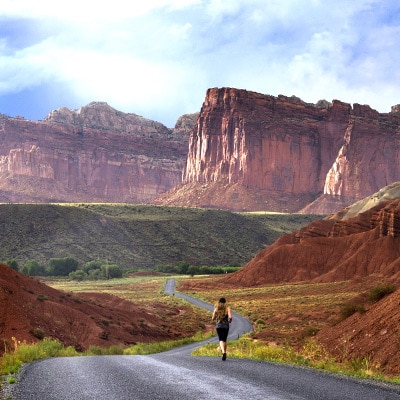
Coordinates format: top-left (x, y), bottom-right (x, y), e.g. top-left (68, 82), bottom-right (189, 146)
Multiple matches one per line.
top-left (222, 353), bottom-right (226, 361)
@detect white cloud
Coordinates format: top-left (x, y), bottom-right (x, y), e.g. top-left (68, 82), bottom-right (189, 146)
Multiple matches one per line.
top-left (0, 0), bottom-right (399, 124)
top-left (0, 0), bottom-right (201, 20)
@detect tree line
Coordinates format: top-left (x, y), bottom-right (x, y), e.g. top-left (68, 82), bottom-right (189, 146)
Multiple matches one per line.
top-left (2, 258), bottom-right (241, 280)
top-left (155, 261), bottom-right (241, 275)
top-left (2, 257), bottom-right (123, 281)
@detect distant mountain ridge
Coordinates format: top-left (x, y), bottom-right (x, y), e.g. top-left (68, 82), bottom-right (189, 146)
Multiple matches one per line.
top-left (1, 88), bottom-right (400, 212)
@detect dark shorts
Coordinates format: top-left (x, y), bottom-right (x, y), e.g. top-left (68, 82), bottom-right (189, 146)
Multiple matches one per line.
top-left (216, 327), bottom-right (229, 342)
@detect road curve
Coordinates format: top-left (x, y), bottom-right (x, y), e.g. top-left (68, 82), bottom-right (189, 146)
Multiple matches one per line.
top-left (164, 278), bottom-right (253, 344)
top-left (6, 279), bottom-right (400, 400)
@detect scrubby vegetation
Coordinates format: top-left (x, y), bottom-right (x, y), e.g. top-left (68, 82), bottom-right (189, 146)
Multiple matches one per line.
top-left (0, 203), bottom-right (320, 271)
top-left (155, 261), bottom-right (240, 275)
top-left (367, 281), bottom-right (396, 303)
top-left (2, 257), bottom-right (124, 281)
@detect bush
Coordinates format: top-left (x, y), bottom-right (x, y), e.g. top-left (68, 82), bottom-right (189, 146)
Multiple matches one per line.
top-left (69, 270), bottom-right (87, 281)
top-left (368, 282), bottom-right (396, 303)
top-left (83, 260), bottom-right (103, 273)
top-left (101, 264), bottom-right (123, 279)
top-left (339, 301), bottom-right (365, 320)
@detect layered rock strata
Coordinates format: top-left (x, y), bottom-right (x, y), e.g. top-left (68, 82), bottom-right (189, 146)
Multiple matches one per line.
top-left (0, 103), bottom-right (191, 203)
top-left (157, 88), bottom-right (400, 213)
top-left (223, 182), bottom-right (400, 286)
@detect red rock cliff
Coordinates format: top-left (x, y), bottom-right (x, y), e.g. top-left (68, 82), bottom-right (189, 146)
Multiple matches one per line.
top-left (157, 88), bottom-right (400, 213)
top-left (0, 103), bottom-right (190, 203)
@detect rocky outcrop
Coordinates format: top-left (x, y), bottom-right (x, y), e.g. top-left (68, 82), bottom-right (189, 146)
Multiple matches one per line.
top-left (172, 112), bottom-right (199, 137)
top-left (156, 87), bottom-right (400, 213)
top-left (223, 182), bottom-right (400, 286)
top-left (45, 102), bottom-right (173, 137)
top-left (0, 103), bottom-right (190, 203)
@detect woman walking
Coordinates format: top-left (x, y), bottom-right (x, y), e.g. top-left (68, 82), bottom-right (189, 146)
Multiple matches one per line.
top-left (212, 297), bottom-right (232, 361)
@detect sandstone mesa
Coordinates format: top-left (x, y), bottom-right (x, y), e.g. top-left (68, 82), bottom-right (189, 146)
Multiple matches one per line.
top-left (156, 88), bottom-right (400, 214)
top-left (1, 88), bottom-right (400, 213)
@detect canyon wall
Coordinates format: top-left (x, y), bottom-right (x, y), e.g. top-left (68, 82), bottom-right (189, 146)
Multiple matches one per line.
top-left (0, 103), bottom-right (192, 203)
top-left (156, 88), bottom-right (400, 213)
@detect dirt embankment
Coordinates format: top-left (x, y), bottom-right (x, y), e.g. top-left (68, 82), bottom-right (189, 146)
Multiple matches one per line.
top-left (0, 264), bottom-right (207, 354)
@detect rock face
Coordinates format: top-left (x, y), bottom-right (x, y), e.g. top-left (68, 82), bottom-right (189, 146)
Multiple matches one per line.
top-left (156, 88), bottom-right (400, 213)
top-left (223, 182), bottom-right (400, 286)
top-left (0, 103), bottom-right (190, 203)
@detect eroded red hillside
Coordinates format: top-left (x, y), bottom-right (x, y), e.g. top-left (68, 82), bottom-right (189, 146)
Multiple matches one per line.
top-left (317, 288), bottom-right (400, 376)
top-left (0, 264), bottom-right (201, 354)
top-left (223, 197), bottom-right (400, 286)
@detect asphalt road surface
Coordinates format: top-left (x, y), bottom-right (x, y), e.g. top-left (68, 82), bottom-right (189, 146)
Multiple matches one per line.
top-left (6, 279), bottom-right (400, 400)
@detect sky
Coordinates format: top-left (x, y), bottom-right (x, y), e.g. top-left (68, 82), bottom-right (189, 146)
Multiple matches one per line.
top-left (0, 0), bottom-right (399, 127)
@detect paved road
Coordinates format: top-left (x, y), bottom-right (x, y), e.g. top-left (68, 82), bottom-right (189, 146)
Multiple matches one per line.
top-left (7, 279), bottom-right (400, 400)
top-left (164, 278), bottom-right (253, 343)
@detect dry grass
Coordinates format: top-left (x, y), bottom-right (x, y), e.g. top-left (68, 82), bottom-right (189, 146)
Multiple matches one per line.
top-left (48, 275), bottom-right (368, 346)
top-left (177, 276), bottom-right (362, 346)
top-left (47, 276), bottom-right (372, 348)
top-left (48, 276), bottom-right (167, 303)
top-left (47, 275), bottom-right (214, 337)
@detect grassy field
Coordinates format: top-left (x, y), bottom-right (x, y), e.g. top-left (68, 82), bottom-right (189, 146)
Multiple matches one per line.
top-left (176, 276), bottom-right (363, 345)
top-left (47, 274), bottom-right (214, 334)
top-left (0, 203), bottom-right (320, 270)
top-left (48, 275), bottom-right (183, 306)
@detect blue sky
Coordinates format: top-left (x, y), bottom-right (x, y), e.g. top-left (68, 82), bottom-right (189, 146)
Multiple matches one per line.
top-left (0, 0), bottom-right (399, 127)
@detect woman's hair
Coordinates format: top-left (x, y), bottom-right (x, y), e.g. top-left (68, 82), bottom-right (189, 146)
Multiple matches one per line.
top-left (214, 298), bottom-right (228, 321)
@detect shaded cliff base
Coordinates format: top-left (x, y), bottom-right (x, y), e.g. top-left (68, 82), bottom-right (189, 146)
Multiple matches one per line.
top-left (153, 181), bottom-right (318, 213)
top-left (0, 173), bottom-right (105, 203)
top-left (299, 193), bottom-right (358, 214)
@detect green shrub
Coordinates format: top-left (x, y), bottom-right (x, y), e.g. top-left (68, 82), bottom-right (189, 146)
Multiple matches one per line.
top-left (368, 282), bottom-right (396, 303)
top-left (302, 326), bottom-right (320, 338)
top-left (22, 259), bottom-right (46, 276)
top-left (69, 270), bottom-right (87, 281)
top-left (339, 301), bottom-right (365, 320)
top-left (4, 259), bottom-right (19, 271)
top-left (30, 327), bottom-right (45, 339)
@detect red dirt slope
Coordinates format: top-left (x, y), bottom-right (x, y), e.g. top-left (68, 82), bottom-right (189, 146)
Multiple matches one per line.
top-left (224, 198), bottom-right (400, 286)
top-left (0, 264), bottom-right (192, 354)
top-left (317, 288), bottom-right (400, 376)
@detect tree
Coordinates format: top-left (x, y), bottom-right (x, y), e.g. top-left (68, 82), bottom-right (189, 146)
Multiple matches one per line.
top-left (22, 259), bottom-right (46, 276)
top-left (83, 260), bottom-right (103, 273)
top-left (101, 263), bottom-right (123, 279)
top-left (187, 265), bottom-right (200, 277)
top-left (177, 261), bottom-right (189, 274)
top-left (4, 259), bottom-right (19, 271)
top-left (48, 257), bottom-right (78, 276)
